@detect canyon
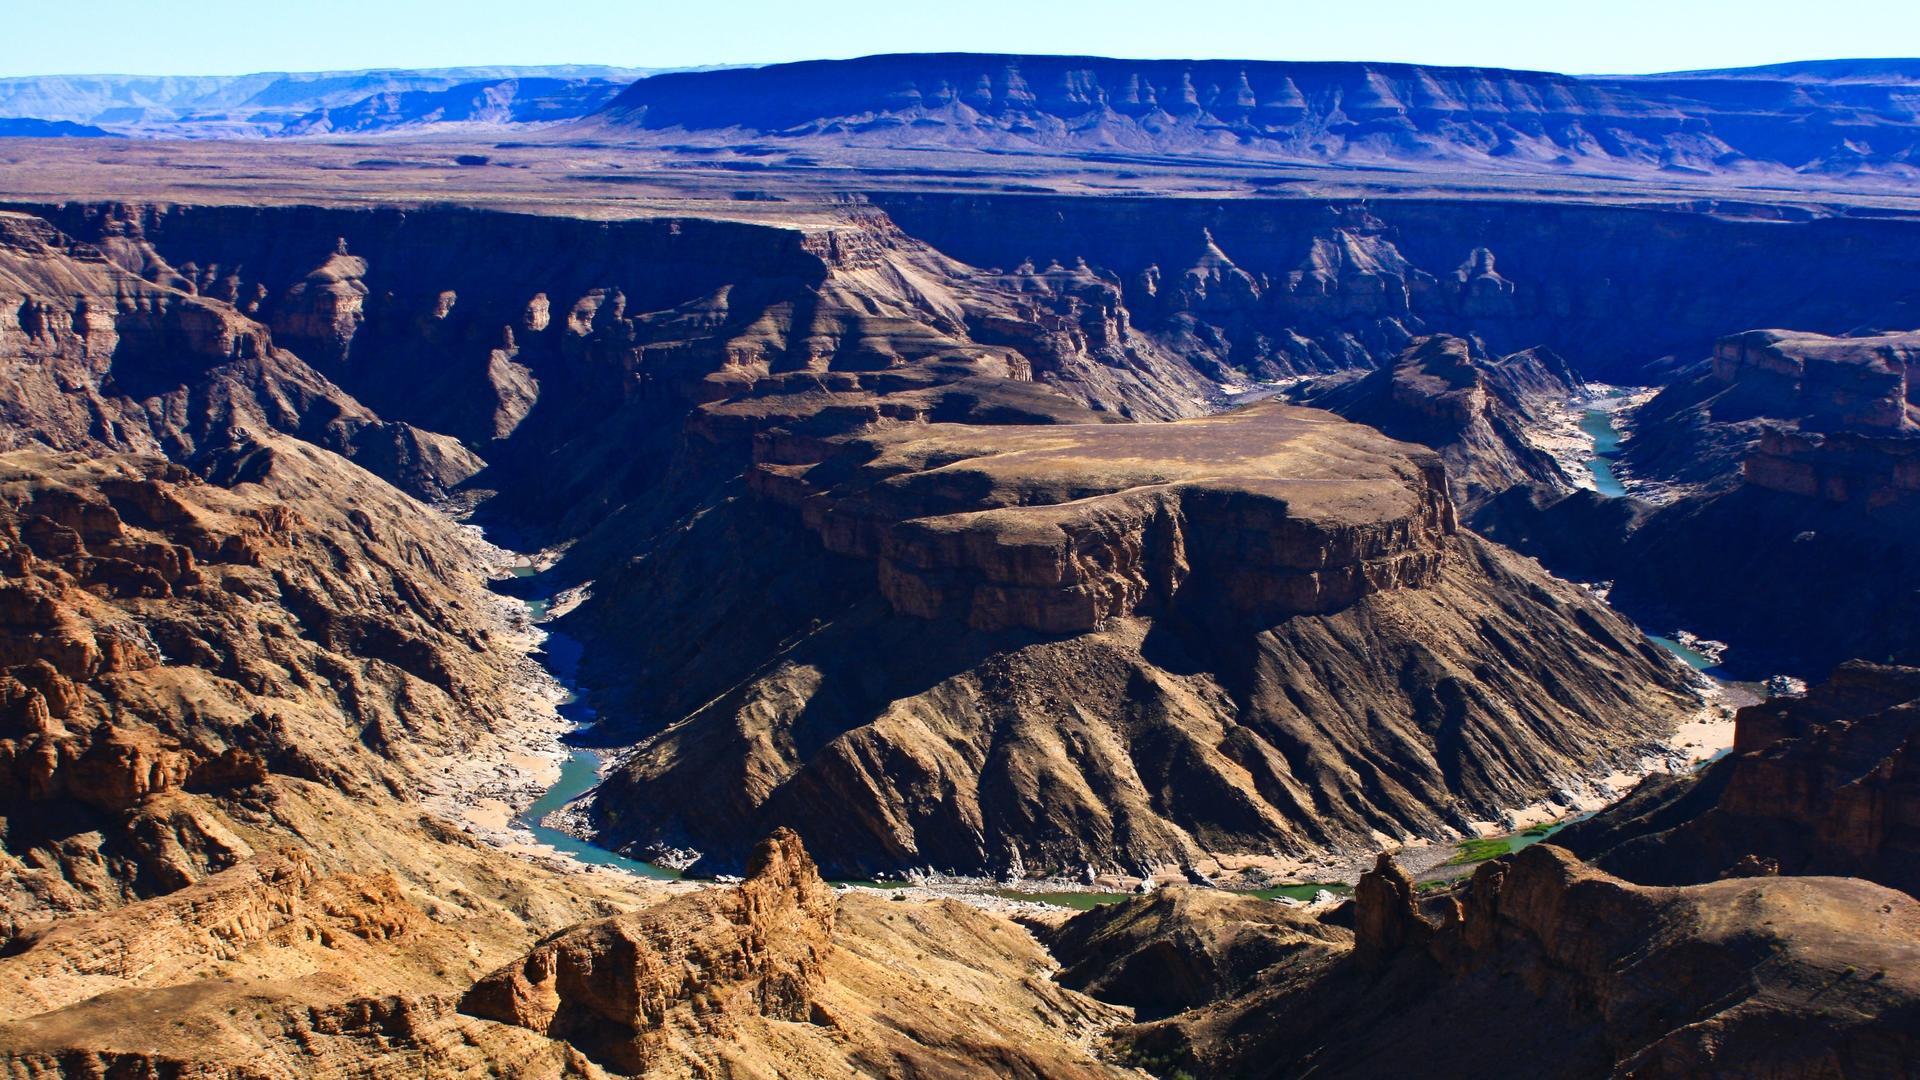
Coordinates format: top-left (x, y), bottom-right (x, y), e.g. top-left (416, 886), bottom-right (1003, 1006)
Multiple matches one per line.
top-left (0, 47), bottom-right (1918, 1079)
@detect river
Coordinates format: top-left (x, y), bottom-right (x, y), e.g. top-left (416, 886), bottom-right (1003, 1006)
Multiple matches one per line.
top-left (1580, 405), bottom-right (1629, 497)
top-left (506, 565), bottom-right (680, 880)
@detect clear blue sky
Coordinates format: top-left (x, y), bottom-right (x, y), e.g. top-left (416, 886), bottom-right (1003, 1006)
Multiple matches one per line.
top-left (7, 0), bottom-right (1917, 77)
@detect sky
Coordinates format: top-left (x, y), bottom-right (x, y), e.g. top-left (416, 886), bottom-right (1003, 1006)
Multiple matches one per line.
top-left (5, 0), bottom-right (1918, 78)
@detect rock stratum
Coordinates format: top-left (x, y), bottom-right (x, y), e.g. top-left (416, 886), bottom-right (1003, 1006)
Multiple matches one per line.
top-left (0, 210), bottom-right (480, 500)
top-left (0, 163), bottom-right (1914, 1077)
top-left (1560, 661), bottom-right (1920, 897)
top-left (582, 54), bottom-right (1920, 184)
top-left (1288, 334), bottom-right (1582, 509)
top-left (1484, 326), bottom-right (1920, 675)
top-left (584, 399), bottom-right (1693, 878)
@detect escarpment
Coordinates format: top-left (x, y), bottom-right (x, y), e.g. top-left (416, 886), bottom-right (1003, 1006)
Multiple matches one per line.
top-left (1486, 327), bottom-right (1920, 675)
top-left (18, 201), bottom-right (1219, 542)
top-left (873, 195), bottom-right (1920, 385)
top-left (582, 401), bottom-right (1694, 879)
top-left (1288, 334), bottom-right (1581, 508)
top-left (586, 54), bottom-right (1920, 183)
top-left (1079, 845), bottom-right (1920, 1078)
top-left (754, 401), bottom-right (1457, 633)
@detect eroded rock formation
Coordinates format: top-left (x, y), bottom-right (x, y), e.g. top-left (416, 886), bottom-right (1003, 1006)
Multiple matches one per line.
top-left (1288, 334), bottom-right (1581, 508)
top-left (0, 440), bottom-right (531, 926)
top-left (1083, 845), bottom-right (1920, 1078)
top-left (1560, 661), bottom-right (1920, 897)
top-left (462, 828), bottom-right (835, 1074)
top-left (586, 55), bottom-right (1920, 182)
top-left (583, 401), bottom-right (1693, 878)
top-left (0, 211), bottom-right (480, 500)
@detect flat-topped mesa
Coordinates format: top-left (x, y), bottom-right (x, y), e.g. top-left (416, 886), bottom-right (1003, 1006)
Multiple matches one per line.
top-left (750, 402), bottom-right (1457, 633)
top-left (1712, 328), bottom-right (1920, 434)
top-left (1705, 330), bottom-right (1920, 505)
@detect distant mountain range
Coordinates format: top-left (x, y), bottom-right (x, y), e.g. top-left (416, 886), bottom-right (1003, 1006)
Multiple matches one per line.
top-left (4, 54), bottom-right (1919, 184)
top-left (0, 65), bottom-right (676, 137)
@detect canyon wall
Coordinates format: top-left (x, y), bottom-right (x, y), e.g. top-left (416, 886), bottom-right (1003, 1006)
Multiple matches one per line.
top-left (873, 194), bottom-right (1920, 383)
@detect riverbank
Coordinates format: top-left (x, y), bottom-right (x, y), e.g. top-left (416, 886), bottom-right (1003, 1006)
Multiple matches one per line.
top-left (411, 525), bottom-right (693, 894)
top-left (1531, 383), bottom-right (1664, 499)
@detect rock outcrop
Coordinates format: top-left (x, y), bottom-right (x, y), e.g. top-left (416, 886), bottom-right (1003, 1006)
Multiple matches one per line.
top-left (452, 826), bottom-right (1136, 1078)
top-left (0, 440), bottom-right (534, 926)
top-left (1083, 845), bottom-right (1920, 1078)
top-left (462, 828), bottom-right (835, 1074)
top-left (876, 195), bottom-right (1920, 385)
top-left (583, 401), bottom-right (1694, 878)
top-left (0, 211), bottom-right (481, 500)
top-left (1288, 335), bottom-right (1580, 508)
top-left (1488, 328), bottom-right (1920, 675)
top-left (756, 401), bottom-right (1456, 633)
top-left (1624, 327), bottom-right (1920, 491)
top-left (1559, 661), bottom-right (1920, 897)
top-left (1047, 885), bottom-right (1348, 1019)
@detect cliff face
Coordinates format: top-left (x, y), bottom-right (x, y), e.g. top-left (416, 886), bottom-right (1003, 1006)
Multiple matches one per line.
top-left (1079, 845), bottom-right (1920, 1079)
top-left (874, 195), bottom-right (1920, 384)
top-left (583, 402), bottom-right (1693, 879)
top-left (0, 211), bottom-right (480, 501)
top-left (22, 201), bottom-right (1221, 541)
top-left (757, 402), bottom-right (1457, 633)
top-left (1289, 335), bottom-right (1580, 508)
top-left (0, 439), bottom-right (538, 929)
top-left (1485, 327), bottom-right (1920, 675)
top-left (587, 54), bottom-right (1920, 182)
top-left (1560, 662), bottom-right (1920, 897)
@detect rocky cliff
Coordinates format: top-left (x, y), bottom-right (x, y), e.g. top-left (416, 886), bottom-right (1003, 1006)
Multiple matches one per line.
top-left (19, 201), bottom-right (1221, 542)
top-left (1559, 661), bottom-right (1920, 897)
top-left (873, 195), bottom-right (1920, 385)
top-left (586, 54), bottom-right (1920, 183)
top-left (582, 400), bottom-right (1694, 878)
top-left (1075, 845), bottom-right (1920, 1078)
top-left (1487, 327), bottom-right (1920, 675)
top-left (0, 210), bottom-right (479, 500)
top-left (0, 439), bottom-right (542, 927)
top-left (1288, 334), bottom-right (1580, 508)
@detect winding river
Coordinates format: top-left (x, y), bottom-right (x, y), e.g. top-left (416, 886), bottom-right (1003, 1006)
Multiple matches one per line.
top-left (507, 567), bottom-right (679, 880)
top-left (496, 391), bottom-right (1728, 897)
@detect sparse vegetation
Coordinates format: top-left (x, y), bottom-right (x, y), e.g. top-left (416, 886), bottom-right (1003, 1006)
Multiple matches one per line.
top-left (1448, 837), bottom-right (1516, 865)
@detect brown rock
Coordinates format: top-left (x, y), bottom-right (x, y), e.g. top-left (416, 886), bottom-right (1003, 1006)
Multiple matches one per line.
top-left (1560, 661), bottom-right (1920, 897)
top-left (461, 828), bottom-right (836, 1074)
top-left (1353, 852), bottom-right (1431, 965)
top-left (1099, 844), bottom-right (1920, 1078)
